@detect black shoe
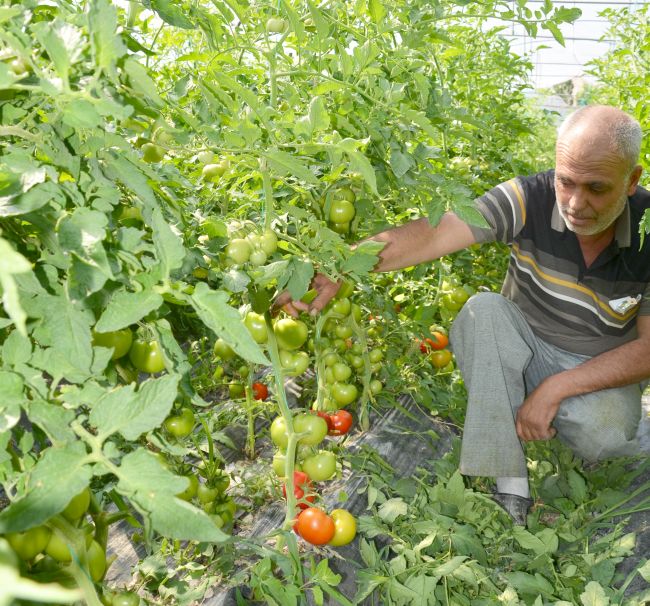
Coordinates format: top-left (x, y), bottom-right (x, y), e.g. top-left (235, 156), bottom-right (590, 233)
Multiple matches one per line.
top-left (491, 492), bottom-right (532, 526)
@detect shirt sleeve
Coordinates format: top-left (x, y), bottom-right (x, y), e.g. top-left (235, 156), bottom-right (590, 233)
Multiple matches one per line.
top-left (468, 178), bottom-right (529, 245)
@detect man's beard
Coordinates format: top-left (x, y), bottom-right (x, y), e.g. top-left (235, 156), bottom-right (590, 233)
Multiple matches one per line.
top-left (558, 191), bottom-right (627, 236)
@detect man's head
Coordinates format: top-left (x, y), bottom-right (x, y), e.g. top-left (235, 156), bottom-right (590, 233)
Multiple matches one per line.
top-left (554, 105), bottom-right (643, 237)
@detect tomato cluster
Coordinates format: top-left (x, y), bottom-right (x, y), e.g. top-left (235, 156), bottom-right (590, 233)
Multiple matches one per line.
top-left (294, 507), bottom-right (356, 547)
top-left (92, 327), bottom-right (166, 375)
top-left (325, 187), bottom-right (357, 235)
top-left (3, 487), bottom-right (107, 583)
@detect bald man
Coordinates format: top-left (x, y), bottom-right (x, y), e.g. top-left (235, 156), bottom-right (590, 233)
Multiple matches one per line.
top-left (278, 105), bottom-right (650, 525)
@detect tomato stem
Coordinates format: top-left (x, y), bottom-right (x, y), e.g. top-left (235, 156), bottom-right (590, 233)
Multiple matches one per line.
top-left (244, 372), bottom-right (256, 459)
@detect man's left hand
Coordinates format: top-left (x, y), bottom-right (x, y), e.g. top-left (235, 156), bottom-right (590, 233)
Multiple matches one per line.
top-left (515, 385), bottom-right (561, 441)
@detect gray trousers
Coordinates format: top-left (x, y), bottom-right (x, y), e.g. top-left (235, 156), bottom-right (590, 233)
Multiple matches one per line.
top-left (450, 292), bottom-right (644, 478)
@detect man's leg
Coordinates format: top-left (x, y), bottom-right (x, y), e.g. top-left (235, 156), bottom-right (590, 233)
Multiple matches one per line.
top-left (450, 292), bottom-right (544, 478)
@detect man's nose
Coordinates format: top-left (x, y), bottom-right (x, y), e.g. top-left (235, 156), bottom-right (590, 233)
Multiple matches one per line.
top-left (568, 188), bottom-right (588, 210)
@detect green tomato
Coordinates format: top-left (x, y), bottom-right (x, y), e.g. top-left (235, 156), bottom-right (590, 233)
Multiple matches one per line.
top-left (368, 348), bottom-right (383, 363)
top-left (369, 379), bottom-right (383, 395)
top-left (129, 339), bottom-right (166, 374)
top-left (226, 238), bottom-right (252, 264)
top-left (202, 160), bottom-right (229, 182)
top-left (301, 451), bottom-right (337, 482)
top-left (293, 413), bottom-right (328, 446)
top-left (141, 142), bottom-right (165, 163)
top-left (329, 221), bottom-right (349, 234)
top-left (266, 17), bottom-right (286, 32)
top-left (249, 249), bottom-right (268, 266)
top-left (334, 324), bottom-right (353, 340)
top-left (331, 298), bottom-right (351, 316)
top-left (197, 150), bottom-right (215, 165)
top-left (260, 230), bottom-right (278, 255)
top-left (450, 286), bottom-right (470, 305)
top-left (45, 531), bottom-right (73, 563)
top-left (9, 57), bottom-right (30, 75)
top-left (280, 350), bottom-right (310, 376)
top-left (274, 318), bottom-right (308, 350)
top-left (348, 354), bottom-right (364, 369)
top-left (92, 328), bottom-right (133, 360)
top-left (176, 474), bottom-right (199, 501)
top-left (350, 303), bottom-right (362, 323)
top-left (197, 482), bottom-right (222, 504)
top-left (335, 280), bottom-right (355, 299)
top-left (270, 415), bottom-right (289, 449)
top-left (332, 362), bottom-right (352, 382)
top-left (228, 382), bottom-right (245, 399)
top-left (164, 407), bottom-right (195, 438)
top-left (7, 526), bottom-right (51, 560)
top-left (88, 540), bottom-right (106, 582)
top-left (111, 592), bottom-right (140, 606)
top-left (63, 487), bottom-right (91, 522)
top-left (331, 382), bottom-right (358, 406)
top-left (272, 450), bottom-right (290, 477)
top-left (338, 187), bottom-right (356, 203)
top-left (214, 338), bottom-right (236, 361)
top-left (323, 352), bottom-right (339, 367)
top-left (329, 199), bottom-right (355, 224)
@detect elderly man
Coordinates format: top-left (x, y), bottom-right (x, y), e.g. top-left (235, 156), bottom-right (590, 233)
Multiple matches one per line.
top-left (280, 105), bottom-right (650, 525)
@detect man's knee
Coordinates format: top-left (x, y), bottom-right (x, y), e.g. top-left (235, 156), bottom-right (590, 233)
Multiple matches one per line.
top-left (451, 292), bottom-right (506, 343)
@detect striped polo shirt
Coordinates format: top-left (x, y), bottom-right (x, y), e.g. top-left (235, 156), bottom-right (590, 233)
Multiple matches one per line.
top-left (469, 170), bottom-right (650, 356)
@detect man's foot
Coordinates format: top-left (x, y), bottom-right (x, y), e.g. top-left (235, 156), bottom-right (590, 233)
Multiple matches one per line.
top-left (491, 492), bottom-right (532, 526)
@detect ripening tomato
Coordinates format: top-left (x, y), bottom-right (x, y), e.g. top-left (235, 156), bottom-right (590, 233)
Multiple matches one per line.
top-left (282, 471), bottom-right (315, 509)
top-left (314, 410), bottom-right (334, 432)
top-left (92, 328), bottom-right (133, 360)
top-left (295, 507), bottom-right (335, 545)
top-left (252, 382), bottom-right (269, 400)
top-left (430, 349), bottom-right (453, 368)
top-left (129, 339), bottom-right (165, 374)
top-left (428, 331), bottom-right (449, 350)
top-left (328, 509), bottom-right (356, 547)
top-left (329, 410), bottom-right (353, 435)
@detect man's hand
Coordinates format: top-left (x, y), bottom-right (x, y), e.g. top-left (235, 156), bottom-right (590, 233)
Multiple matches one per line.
top-left (273, 274), bottom-right (341, 318)
top-left (515, 383), bottom-right (561, 441)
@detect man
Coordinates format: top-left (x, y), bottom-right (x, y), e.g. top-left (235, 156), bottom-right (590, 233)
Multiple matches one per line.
top-left (278, 105), bottom-right (650, 525)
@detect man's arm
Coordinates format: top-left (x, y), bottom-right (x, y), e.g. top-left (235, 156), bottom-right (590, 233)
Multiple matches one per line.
top-left (276, 212), bottom-right (478, 315)
top-left (516, 314), bottom-right (650, 441)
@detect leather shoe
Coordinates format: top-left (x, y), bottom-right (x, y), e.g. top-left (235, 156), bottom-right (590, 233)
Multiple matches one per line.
top-left (491, 492), bottom-right (532, 526)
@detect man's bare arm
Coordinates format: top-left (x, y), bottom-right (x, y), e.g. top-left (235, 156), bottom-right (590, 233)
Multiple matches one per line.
top-left (516, 314), bottom-right (650, 441)
top-left (276, 212), bottom-right (478, 315)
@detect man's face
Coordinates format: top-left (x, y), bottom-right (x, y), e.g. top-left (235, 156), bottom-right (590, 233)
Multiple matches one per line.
top-left (554, 133), bottom-right (640, 237)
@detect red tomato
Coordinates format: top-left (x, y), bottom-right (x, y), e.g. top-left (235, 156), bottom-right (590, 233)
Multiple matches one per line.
top-left (295, 507), bottom-right (335, 545)
top-left (282, 471), bottom-right (315, 510)
top-left (252, 382), bottom-right (269, 400)
top-left (314, 410), bottom-right (334, 432)
top-left (329, 410), bottom-right (353, 435)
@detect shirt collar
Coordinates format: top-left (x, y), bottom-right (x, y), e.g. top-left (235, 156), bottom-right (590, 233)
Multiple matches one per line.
top-left (551, 199), bottom-right (631, 248)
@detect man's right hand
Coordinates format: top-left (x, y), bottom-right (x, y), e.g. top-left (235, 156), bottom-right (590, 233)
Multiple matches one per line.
top-left (273, 274), bottom-right (342, 318)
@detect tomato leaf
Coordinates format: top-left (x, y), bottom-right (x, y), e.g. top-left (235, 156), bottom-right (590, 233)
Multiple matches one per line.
top-left (0, 443), bottom-right (92, 533)
top-left (89, 374), bottom-right (180, 441)
top-left (26, 399), bottom-right (76, 444)
top-left (95, 290), bottom-right (164, 332)
top-left (0, 238), bottom-right (31, 336)
top-left (367, 0), bottom-right (386, 25)
top-left (151, 207), bottom-right (186, 280)
top-left (377, 498), bottom-right (407, 523)
top-left (264, 150), bottom-right (319, 185)
top-left (579, 581), bottom-right (609, 606)
top-left (116, 449), bottom-right (229, 542)
top-left (0, 370), bottom-right (23, 432)
top-left (190, 283), bottom-right (270, 366)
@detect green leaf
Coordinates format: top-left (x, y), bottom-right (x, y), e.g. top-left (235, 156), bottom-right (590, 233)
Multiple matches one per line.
top-left (26, 399), bottom-right (76, 444)
top-left (151, 208), bottom-right (186, 280)
top-left (0, 443), bottom-right (92, 533)
top-left (567, 468), bottom-right (587, 504)
top-left (377, 497), bottom-right (407, 523)
top-left (638, 560), bottom-right (650, 582)
top-left (580, 581), bottom-right (609, 606)
top-left (367, 0), bottom-right (386, 24)
top-left (95, 290), bottom-right (163, 332)
top-left (0, 238), bottom-right (31, 335)
top-left (32, 20), bottom-right (83, 88)
top-left (117, 449), bottom-right (229, 542)
top-left (148, 0), bottom-right (195, 28)
top-left (512, 527), bottom-right (548, 556)
top-left (123, 57), bottom-right (165, 107)
top-left (340, 241), bottom-right (384, 277)
top-left (2, 330), bottom-right (32, 366)
top-left (264, 150), bottom-right (319, 185)
top-left (0, 371), bottom-right (23, 432)
top-left (89, 374), bottom-right (180, 440)
top-left (502, 572), bottom-right (555, 598)
top-left (190, 283), bottom-right (269, 365)
top-left (307, 0), bottom-right (329, 39)
top-left (88, 0), bottom-right (124, 73)
top-left (62, 99), bottom-right (102, 130)
top-left (284, 258), bottom-right (314, 301)
top-left (543, 21), bottom-right (565, 46)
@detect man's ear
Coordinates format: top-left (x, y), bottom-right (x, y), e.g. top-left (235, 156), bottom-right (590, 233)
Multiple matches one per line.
top-left (627, 164), bottom-right (643, 195)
